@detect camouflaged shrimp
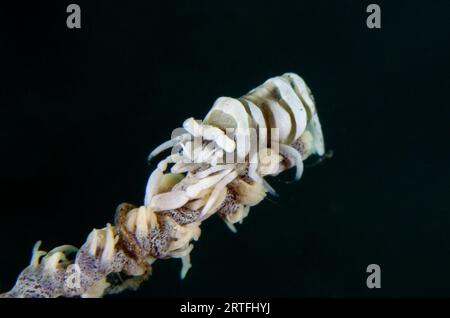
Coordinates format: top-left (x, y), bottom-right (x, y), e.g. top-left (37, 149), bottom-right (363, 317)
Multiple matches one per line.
top-left (0, 73), bottom-right (326, 298)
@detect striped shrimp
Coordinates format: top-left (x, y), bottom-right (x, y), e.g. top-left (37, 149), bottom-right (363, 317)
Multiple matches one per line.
top-left (0, 73), bottom-right (326, 298)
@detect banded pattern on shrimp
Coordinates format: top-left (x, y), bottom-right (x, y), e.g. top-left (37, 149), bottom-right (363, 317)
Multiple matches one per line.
top-left (146, 72), bottom-right (325, 224)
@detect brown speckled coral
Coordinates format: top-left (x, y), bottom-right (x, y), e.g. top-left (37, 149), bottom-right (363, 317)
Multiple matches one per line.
top-left (1, 73), bottom-right (325, 298)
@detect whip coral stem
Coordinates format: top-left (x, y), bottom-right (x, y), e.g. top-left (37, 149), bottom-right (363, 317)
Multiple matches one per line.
top-left (1, 73), bottom-right (325, 298)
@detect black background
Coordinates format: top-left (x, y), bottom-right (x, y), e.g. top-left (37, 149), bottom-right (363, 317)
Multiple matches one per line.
top-left (0, 0), bottom-right (449, 298)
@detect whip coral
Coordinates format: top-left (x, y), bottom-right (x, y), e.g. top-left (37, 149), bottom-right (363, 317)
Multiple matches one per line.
top-left (1, 73), bottom-right (326, 298)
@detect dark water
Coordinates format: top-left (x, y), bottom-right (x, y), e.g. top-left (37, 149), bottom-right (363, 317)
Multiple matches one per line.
top-left (0, 0), bottom-right (449, 298)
